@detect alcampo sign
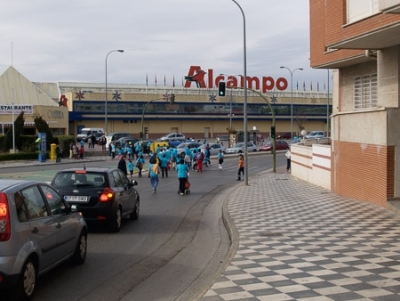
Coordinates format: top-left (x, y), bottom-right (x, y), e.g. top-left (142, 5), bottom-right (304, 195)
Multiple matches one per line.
top-left (184, 65), bottom-right (288, 93)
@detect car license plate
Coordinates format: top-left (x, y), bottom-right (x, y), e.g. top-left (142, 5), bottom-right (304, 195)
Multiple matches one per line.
top-left (64, 195), bottom-right (89, 203)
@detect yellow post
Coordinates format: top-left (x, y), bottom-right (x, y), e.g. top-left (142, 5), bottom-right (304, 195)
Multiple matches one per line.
top-left (50, 143), bottom-right (56, 160)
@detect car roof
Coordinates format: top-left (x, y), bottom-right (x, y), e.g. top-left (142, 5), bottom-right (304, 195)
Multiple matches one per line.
top-left (56, 167), bottom-right (116, 173)
top-left (0, 179), bottom-right (46, 190)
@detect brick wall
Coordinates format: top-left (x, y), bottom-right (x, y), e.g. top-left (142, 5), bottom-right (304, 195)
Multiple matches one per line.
top-left (310, 0), bottom-right (400, 68)
top-left (333, 140), bottom-right (393, 207)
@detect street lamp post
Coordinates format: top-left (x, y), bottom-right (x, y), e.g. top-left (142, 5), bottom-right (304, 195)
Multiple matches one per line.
top-left (231, 0), bottom-right (249, 185)
top-left (280, 66), bottom-right (303, 139)
top-left (105, 49), bottom-right (124, 134)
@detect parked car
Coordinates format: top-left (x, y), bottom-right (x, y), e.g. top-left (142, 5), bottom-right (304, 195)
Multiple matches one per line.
top-left (305, 131), bottom-right (325, 139)
top-left (0, 180), bottom-right (87, 300)
top-left (149, 140), bottom-right (170, 154)
top-left (51, 167), bottom-right (140, 232)
top-left (160, 133), bottom-right (185, 141)
top-left (277, 132), bottom-right (292, 139)
top-left (106, 132), bottom-right (133, 150)
top-left (176, 142), bottom-right (202, 156)
top-left (259, 140), bottom-right (289, 152)
top-left (289, 137), bottom-right (301, 145)
top-left (115, 137), bottom-right (139, 149)
top-left (225, 142), bottom-right (258, 154)
top-left (199, 143), bottom-right (225, 156)
top-left (169, 139), bottom-right (186, 148)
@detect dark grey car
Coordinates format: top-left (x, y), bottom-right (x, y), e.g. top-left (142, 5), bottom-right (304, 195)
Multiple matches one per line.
top-left (0, 180), bottom-right (87, 301)
top-left (51, 167), bottom-right (140, 232)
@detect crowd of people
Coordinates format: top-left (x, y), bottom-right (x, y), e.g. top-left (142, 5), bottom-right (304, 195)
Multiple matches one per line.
top-left (115, 142), bottom-right (238, 196)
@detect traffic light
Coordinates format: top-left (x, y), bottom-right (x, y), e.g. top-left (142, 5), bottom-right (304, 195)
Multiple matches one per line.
top-left (144, 127), bottom-right (148, 134)
top-left (170, 93), bottom-right (175, 104)
top-left (271, 126), bottom-right (276, 139)
top-left (218, 81), bottom-right (226, 96)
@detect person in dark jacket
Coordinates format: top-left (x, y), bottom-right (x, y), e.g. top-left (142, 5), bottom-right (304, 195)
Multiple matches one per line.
top-left (117, 154), bottom-right (128, 176)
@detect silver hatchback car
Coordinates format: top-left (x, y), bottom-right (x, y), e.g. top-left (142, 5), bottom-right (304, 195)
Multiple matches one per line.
top-left (0, 180), bottom-right (87, 301)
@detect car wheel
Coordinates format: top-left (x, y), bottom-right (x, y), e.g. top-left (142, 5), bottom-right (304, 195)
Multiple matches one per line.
top-left (70, 230), bottom-right (87, 265)
top-left (10, 257), bottom-right (36, 301)
top-left (130, 199), bottom-right (140, 220)
top-left (110, 207), bottom-right (122, 232)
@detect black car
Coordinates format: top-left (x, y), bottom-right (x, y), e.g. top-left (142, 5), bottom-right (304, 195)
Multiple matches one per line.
top-left (51, 167), bottom-right (140, 232)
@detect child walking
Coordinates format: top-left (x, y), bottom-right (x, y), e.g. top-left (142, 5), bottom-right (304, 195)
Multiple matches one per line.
top-left (128, 160), bottom-right (134, 178)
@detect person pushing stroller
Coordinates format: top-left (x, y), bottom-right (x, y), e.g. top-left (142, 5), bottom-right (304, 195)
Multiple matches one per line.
top-left (176, 159), bottom-right (190, 196)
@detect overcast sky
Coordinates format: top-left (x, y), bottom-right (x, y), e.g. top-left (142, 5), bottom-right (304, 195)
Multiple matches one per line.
top-left (0, 0), bottom-right (330, 91)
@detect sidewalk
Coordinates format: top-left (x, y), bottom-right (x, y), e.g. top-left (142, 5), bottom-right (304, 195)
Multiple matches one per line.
top-left (201, 169), bottom-right (400, 301)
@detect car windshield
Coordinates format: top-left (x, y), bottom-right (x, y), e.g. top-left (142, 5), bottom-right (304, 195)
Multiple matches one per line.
top-left (52, 172), bottom-right (106, 188)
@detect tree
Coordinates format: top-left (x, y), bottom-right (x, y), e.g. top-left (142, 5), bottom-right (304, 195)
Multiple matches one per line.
top-left (34, 116), bottom-right (54, 150)
top-left (4, 111), bottom-right (25, 151)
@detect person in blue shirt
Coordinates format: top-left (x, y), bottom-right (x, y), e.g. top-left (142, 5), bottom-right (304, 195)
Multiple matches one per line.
top-left (176, 160), bottom-right (189, 196)
top-left (136, 154), bottom-right (145, 178)
top-left (159, 152), bottom-right (169, 178)
top-left (128, 160), bottom-right (134, 178)
top-left (111, 143), bottom-right (116, 159)
top-left (127, 144), bottom-right (133, 160)
top-left (135, 143), bottom-right (141, 156)
top-left (170, 147), bottom-right (177, 170)
top-left (204, 144), bottom-right (211, 167)
top-left (148, 159), bottom-right (160, 193)
top-left (217, 150), bottom-right (224, 170)
top-left (146, 141), bottom-right (151, 154)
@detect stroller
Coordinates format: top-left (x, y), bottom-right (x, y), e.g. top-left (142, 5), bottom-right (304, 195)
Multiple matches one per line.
top-left (184, 178), bottom-right (191, 194)
top-left (178, 178), bottom-right (191, 195)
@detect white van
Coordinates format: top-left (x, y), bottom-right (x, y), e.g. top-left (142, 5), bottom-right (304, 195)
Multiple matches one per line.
top-left (76, 128), bottom-right (104, 142)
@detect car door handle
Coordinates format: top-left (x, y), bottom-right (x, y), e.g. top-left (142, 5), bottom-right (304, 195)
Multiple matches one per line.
top-left (32, 227), bottom-right (39, 234)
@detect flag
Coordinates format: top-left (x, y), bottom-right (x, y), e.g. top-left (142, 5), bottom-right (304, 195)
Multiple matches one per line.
top-left (303, 81), bottom-right (305, 91)
top-left (155, 74), bottom-right (157, 88)
top-left (164, 74), bottom-right (166, 86)
top-left (317, 81), bottom-right (319, 91)
top-left (310, 81), bottom-right (313, 91)
top-left (146, 74), bottom-right (148, 86)
top-left (173, 75), bottom-right (175, 87)
top-left (296, 80), bottom-right (299, 90)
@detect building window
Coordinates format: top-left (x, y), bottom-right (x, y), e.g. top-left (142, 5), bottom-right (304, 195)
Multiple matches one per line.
top-left (354, 74), bottom-right (377, 109)
top-left (347, 0), bottom-right (379, 24)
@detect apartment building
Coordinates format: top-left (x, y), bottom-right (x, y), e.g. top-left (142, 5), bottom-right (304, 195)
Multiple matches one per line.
top-left (310, 0), bottom-right (400, 207)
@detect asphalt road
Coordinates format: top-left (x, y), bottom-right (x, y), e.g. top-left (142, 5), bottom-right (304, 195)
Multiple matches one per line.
top-left (2, 152), bottom-right (286, 301)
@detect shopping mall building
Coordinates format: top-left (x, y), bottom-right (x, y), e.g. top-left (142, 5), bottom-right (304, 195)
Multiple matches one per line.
top-left (0, 66), bottom-right (331, 142)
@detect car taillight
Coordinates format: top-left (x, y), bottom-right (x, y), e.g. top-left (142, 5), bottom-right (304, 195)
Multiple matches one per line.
top-left (99, 187), bottom-right (114, 202)
top-left (0, 192), bottom-right (11, 241)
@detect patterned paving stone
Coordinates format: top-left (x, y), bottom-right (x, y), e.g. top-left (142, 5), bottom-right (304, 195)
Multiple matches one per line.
top-left (201, 173), bottom-right (400, 301)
